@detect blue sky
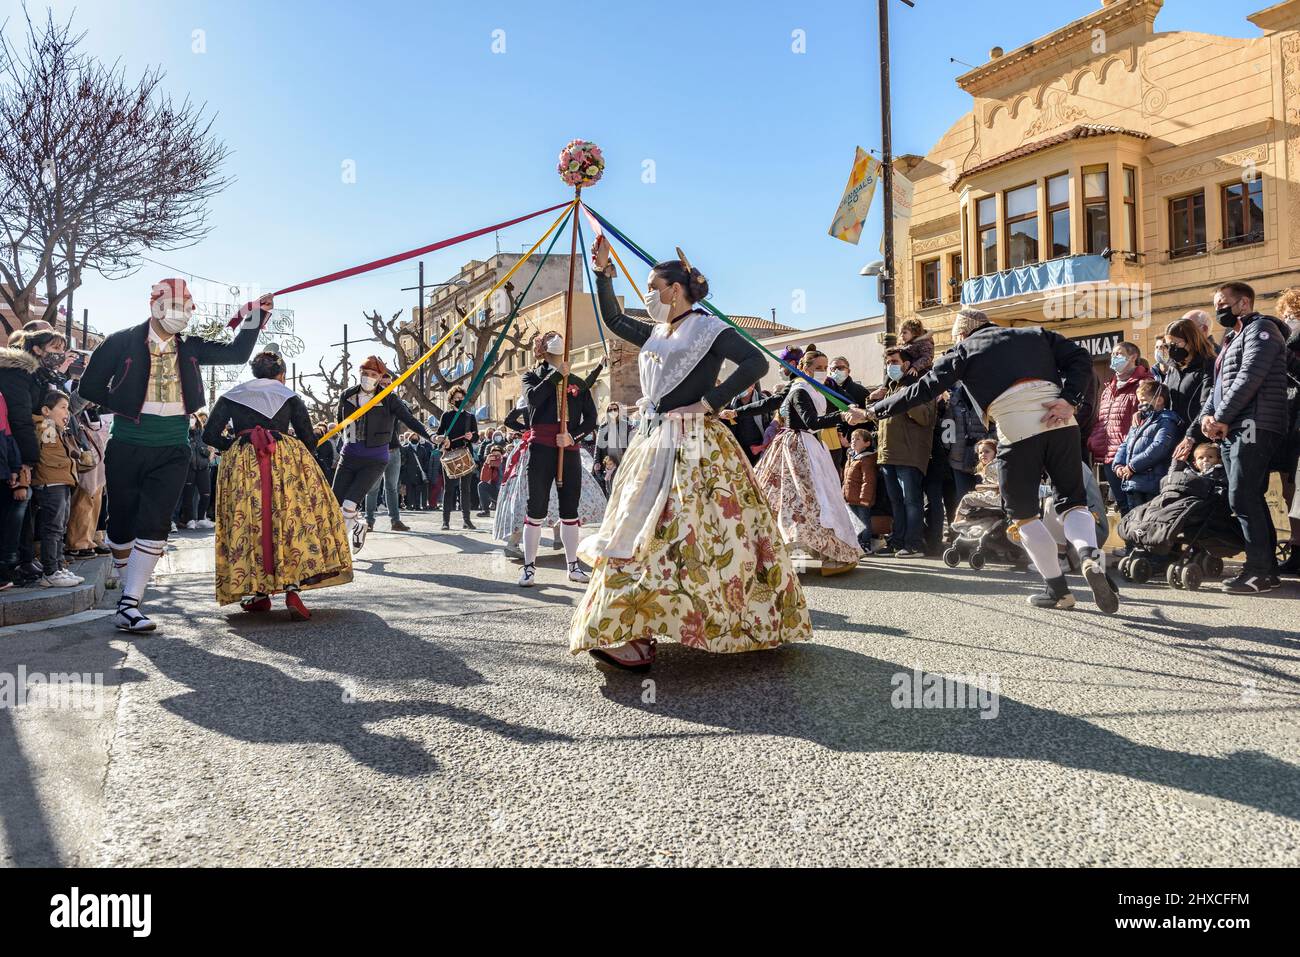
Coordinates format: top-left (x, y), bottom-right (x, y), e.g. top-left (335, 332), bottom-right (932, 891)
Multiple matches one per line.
top-left (11, 0), bottom-right (1272, 377)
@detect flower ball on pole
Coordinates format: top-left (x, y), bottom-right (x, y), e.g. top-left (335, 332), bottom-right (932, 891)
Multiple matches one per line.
top-left (554, 139), bottom-right (602, 486)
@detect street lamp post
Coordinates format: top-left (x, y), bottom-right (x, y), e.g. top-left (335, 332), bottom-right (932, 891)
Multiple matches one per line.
top-left (878, 0), bottom-right (913, 337)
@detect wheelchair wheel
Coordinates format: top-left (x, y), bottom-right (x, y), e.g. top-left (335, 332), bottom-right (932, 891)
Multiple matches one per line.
top-left (942, 548), bottom-right (960, 568)
top-left (1131, 557), bottom-right (1152, 583)
top-left (1167, 563), bottom-right (1184, 589)
top-left (1181, 563), bottom-right (1203, 591)
top-left (969, 551), bottom-right (987, 571)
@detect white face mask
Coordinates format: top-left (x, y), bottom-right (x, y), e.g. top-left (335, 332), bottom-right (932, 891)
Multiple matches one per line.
top-left (360, 376), bottom-right (379, 393)
top-left (644, 288), bottom-right (673, 324)
top-left (545, 336), bottom-right (564, 357)
top-left (812, 369), bottom-right (827, 383)
top-left (158, 307), bottom-right (191, 335)
top-left (830, 369), bottom-right (848, 384)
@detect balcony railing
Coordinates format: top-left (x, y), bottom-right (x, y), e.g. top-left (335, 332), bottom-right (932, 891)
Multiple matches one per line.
top-left (961, 253), bottom-right (1110, 306)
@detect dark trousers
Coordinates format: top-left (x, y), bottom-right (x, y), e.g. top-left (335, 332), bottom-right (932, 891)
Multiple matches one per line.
top-left (848, 502), bottom-right (874, 551)
top-left (998, 425), bottom-right (1085, 520)
top-left (924, 462), bottom-right (957, 554)
top-left (1105, 462), bottom-right (1132, 516)
top-left (526, 445), bottom-right (581, 521)
top-left (207, 464), bottom-right (219, 519)
top-left (443, 472), bottom-right (473, 524)
top-left (1223, 429), bottom-right (1280, 575)
top-left (333, 454), bottom-right (388, 508)
top-left (180, 464), bottom-right (212, 524)
top-left (105, 440), bottom-right (192, 544)
top-left (880, 464), bottom-right (925, 551)
top-left (477, 480), bottom-right (499, 512)
top-left (0, 483), bottom-right (30, 569)
top-left (364, 452), bottom-right (402, 525)
top-left (33, 484), bottom-right (72, 575)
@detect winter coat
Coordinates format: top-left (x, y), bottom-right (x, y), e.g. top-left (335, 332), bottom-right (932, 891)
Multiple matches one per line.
top-left (1112, 408), bottom-right (1180, 493)
top-left (0, 348), bottom-right (39, 468)
top-left (32, 415), bottom-right (85, 487)
top-left (877, 381), bottom-right (936, 473)
top-left (944, 384), bottom-right (990, 475)
top-left (900, 331), bottom-right (935, 380)
top-left (1088, 364), bottom-right (1153, 464)
top-left (1117, 465), bottom-right (1240, 553)
top-left (399, 444), bottom-right (426, 486)
top-left (1162, 354), bottom-right (1214, 440)
top-left (842, 449), bottom-right (876, 506)
top-left (1199, 313), bottom-right (1289, 437)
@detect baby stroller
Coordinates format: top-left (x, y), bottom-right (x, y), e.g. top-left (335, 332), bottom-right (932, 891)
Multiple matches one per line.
top-left (942, 489), bottom-right (1028, 571)
top-left (1115, 466), bottom-right (1243, 590)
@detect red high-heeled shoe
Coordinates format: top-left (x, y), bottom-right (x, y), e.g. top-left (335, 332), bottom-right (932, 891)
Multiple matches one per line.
top-left (285, 590), bottom-right (311, 622)
top-left (240, 594), bottom-right (272, 613)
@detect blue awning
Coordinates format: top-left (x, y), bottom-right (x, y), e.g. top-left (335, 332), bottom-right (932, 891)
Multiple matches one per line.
top-left (961, 254), bottom-right (1110, 306)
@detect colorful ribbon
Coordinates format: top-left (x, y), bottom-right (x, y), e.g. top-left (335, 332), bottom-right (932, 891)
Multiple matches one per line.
top-left (317, 201), bottom-right (577, 447)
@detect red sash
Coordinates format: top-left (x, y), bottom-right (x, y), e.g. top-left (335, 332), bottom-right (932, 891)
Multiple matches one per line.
top-left (239, 427), bottom-right (278, 575)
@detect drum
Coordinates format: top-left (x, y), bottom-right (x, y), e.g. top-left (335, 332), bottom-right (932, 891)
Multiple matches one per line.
top-left (441, 446), bottom-right (475, 480)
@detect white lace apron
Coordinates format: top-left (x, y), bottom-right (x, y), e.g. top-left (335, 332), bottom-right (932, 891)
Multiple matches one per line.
top-left (579, 310), bottom-right (729, 562)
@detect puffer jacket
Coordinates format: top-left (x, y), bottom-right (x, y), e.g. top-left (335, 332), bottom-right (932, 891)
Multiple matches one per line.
top-left (1199, 313), bottom-right (1288, 436)
top-left (1112, 408), bottom-right (1180, 493)
top-left (842, 449), bottom-right (876, 506)
top-left (1088, 364), bottom-right (1152, 464)
top-left (0, 348), bottom-right (39, 467)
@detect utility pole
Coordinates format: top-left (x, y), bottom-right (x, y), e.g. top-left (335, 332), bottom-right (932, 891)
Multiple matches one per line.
top-left (342, 324), bottom-right (349, 392)
top-left (417, 261), bottom-right (425, 391)
top-left (82, 308), bottom-right (88, 349)
top-left (879, 0), bottom-right (898, 336)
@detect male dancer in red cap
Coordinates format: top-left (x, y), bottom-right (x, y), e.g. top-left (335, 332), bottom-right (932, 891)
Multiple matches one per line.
top-left (80, 279), bottom-right (273, 632)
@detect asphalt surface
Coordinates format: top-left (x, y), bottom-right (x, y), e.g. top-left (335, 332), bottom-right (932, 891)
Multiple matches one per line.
top-left (3, 509), bottom-right (1299, 867)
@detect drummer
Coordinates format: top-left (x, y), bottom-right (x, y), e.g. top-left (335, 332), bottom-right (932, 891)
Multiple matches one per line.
top-left (434, 383), bottom-right (481, 531)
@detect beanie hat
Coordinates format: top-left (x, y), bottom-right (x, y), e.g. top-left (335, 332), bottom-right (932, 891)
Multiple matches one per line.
top-left (952, 308), bottom-right (991, 340)
top-left (150, 278), bottom-right (194, 309)
top-left (359, 356), bottom-right (388, 378)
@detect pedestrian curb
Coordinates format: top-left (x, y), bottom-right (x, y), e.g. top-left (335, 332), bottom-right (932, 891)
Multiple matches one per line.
top-left (0, 556), bottom-right (111, 628)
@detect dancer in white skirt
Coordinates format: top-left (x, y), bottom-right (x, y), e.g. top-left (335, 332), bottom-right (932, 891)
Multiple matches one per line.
top-left (728, 349), bottom-right (867, 575)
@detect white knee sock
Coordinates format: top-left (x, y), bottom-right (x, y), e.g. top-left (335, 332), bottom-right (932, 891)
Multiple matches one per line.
top-left (560, 520), bottom-right (581, 564)
top-left (107, 538), bottom-right (134, 577)
top-left (522, 520), bottom-right (542, 565)
top-left (1018, 519), bottom-right (1063, 581)
top-left (341, 500), bottom-right (359, 524)
top-left (1062, 507), bottom-right (1100, 563)
top-left (122, 538), bottom-right (166, 602)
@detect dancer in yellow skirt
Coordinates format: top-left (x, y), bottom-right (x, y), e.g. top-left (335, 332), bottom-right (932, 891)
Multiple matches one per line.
top-left (202, 352), bottom-right (353, 620)
top-left (570, 237), bottom-right (812, 670)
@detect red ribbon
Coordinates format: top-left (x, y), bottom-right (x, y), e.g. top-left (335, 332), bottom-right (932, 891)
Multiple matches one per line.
top-left (501, 432), bottom-right (533, 484)
top-left (240, 427), bottom-right (278, 576)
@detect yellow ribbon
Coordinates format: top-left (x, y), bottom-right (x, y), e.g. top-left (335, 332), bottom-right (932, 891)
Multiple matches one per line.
top-left (602, 227), bottom-right (646, 305)
top-left (317, 200), bottom-right (577, 447)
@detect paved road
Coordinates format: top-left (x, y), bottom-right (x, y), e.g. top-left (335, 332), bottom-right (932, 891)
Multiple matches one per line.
top-left (3, 509), bottom-right (1299, 866)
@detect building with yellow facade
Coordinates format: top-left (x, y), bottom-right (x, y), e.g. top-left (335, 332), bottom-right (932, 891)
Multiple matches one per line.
top-left (898, 0), bottom-right (1300, 382)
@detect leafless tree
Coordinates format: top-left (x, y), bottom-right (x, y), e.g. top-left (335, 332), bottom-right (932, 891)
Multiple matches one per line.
top-left (298, 354), bottom-right (349, 423)
top-left (364, 280), bottom-right (540, 420)
top-left (0, 7), bottom-right (231, 333)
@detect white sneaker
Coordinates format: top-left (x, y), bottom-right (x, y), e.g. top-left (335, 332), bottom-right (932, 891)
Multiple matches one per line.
top-left (197, 519), bottom-right (215, 529)
top-left (518, 563), bottom-right (536, 587)
top-left (184, 520), bottom-right (197, 530)
top-left (567, 561), bottom-right (590, 584)
top-left (59, 569), bottom-right (85, 585)
top-left (170, 522), bottom-right (178, 532)
top-left (40, 571), bottom-right (79, 588)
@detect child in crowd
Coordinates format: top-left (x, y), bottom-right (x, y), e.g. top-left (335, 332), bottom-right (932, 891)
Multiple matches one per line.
top-left (600, 454), bottom-right (618, 494)
top-left (974, 437), bottom-right (1001, 489)
top-left (898, 318), bottom-right (934, 381)
top-left (842, 428), bottom-right (876, 554)
top-left (32, 389), bottom-right (89, 588)
top-left (1111, 381), bottom-right (1179, 509)
top-left (1192, 442), bottom-right (1227, 484)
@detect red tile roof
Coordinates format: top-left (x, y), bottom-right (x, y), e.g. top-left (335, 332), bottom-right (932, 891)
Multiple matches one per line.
top-left (954, 124), bottom-right (1150, 186)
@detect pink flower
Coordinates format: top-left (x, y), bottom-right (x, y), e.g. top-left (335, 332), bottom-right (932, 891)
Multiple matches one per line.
top-left (724, 575), bottom-right (744, 608)
top-left (718, 495), bottom-right (742, 520)
top-left (680, 611), bottom-right (706, 648)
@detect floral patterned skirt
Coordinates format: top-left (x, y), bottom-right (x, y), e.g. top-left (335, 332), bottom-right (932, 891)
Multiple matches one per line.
top-left (754, 429), bottom-right (864, 565)
top-left (214, 436), bottom-right (353, 606)
top-left (569, 418), bottom-right (812, 654)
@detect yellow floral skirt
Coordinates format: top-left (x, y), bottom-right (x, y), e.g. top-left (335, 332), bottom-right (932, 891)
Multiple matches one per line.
top-left (214, 435), bottom-right (353, 606)
top-left (569, 418), bottom-right (812, 654)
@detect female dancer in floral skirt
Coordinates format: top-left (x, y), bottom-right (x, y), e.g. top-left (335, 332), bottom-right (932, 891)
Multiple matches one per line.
top-left (569, 238), bottom-right (813, 670)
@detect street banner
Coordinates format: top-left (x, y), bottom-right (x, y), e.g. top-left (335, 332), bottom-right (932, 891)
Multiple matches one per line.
top-left (829, 147), bottom-right (880, 245)
top-left (882, 168), bottom-right (915, 255)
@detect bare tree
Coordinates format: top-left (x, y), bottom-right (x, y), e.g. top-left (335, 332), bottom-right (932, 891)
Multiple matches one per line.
top-left (298, 354), bottom-right (349, 424)
top-left (0, 7), bottom-right (231, 332)
top-left (364, 280), bottom-right (540, 420)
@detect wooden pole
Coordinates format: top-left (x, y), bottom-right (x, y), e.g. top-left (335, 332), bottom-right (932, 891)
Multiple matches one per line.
top-left (557, 188), bottom-right (581, 487)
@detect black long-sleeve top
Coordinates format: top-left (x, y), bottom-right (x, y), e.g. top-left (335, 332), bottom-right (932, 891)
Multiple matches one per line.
top-left (733, 383), bottom-right (843, 432)
top-left (595, 272), bottom-right (767, 413)
top-left (522, 362), bottom-right (598, 437)
top-left (336, 387), bottom-right (432, 449)
top-left (203, 393), bottom-right (315, 452)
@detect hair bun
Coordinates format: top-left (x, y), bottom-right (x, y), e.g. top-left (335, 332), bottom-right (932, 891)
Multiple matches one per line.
top-left (688, 269), bottom-right (710, 301)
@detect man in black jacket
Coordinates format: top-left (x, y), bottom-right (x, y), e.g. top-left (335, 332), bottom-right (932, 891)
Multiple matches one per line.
top-left (516, 331), bottom-right (597, 587)
top-left (868, 307), bottom-right (1119, 614)
top-left (435, 382), bottom-right (479, 531)
top-left (79, 278), bottom-right (272, 633)
top-left (1174, 281), bottom-right (1287, 592)
top-left (725, 381), bottom-right (772, 464)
